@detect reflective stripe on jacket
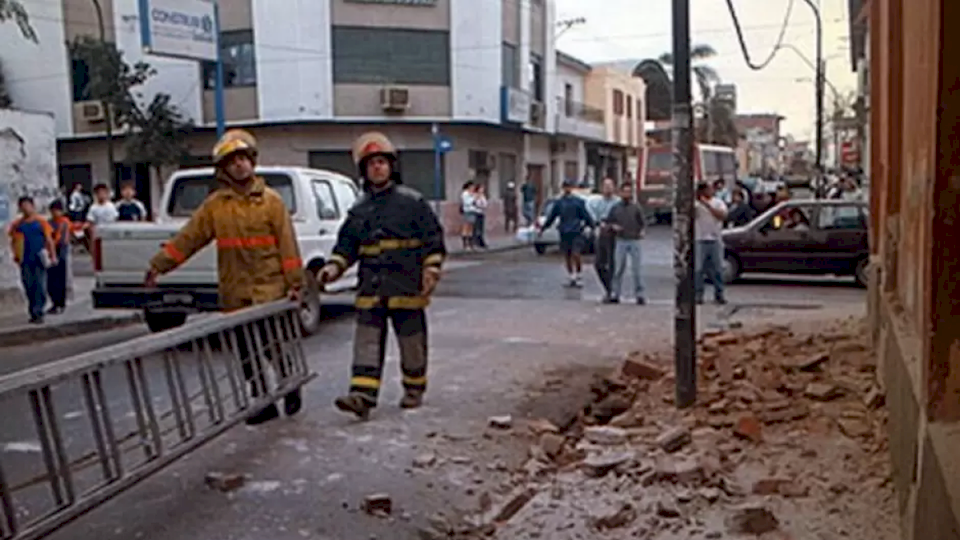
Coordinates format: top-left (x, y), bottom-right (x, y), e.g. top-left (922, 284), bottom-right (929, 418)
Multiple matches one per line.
top-left (149, 175), bottom-right (304, 311)
top-left (329, 183), bottom-right (446, 310)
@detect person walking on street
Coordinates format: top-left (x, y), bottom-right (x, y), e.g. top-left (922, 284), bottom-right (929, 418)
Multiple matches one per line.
top-left (473, 184), bottom-right (489, 249)
top-left (46, 200), bottom-right (72, 314)
top-left (8, 196), bottom-right (56, 324)
top-left (67, 183), bottom-right (89, 223)
top-left (695, 181), bottom-right (728, 305)
top-left (317, 132), bottom-right (446, 420)
top-left (538, 178), bottom-right (596, 288)
top-left (460, 182), bottom-right (477, 251)
top-left (116, 181), bottom-right (148, 221)
top-left (143, 129), bottom-right (306, 426)
top-left (605, 182), bottom-right (647, 304)
top-left (587, 178), bottom-right (620, 300)
top-left (503, 181), bottom-right (519, 233)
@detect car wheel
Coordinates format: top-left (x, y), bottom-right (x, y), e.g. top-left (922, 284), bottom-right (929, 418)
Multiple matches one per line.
top-left (299, 271), bottom-right (323, 336)
top-left (854, 257), bottom-right (869, 288)
top-left (534, 243), bottom-right (548, 255)
top-left (144, 310), bottom-right (187, 333)
top-left (722, 254), bottom-right (741, 284)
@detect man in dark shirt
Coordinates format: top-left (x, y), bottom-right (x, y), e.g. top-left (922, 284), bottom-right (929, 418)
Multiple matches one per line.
top-left (604, 182), bottom-right (647, 304)
top-left (538, 178), bottom-right (595, 287)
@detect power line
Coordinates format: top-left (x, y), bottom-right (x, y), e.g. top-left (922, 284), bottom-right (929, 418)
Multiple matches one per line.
top-left (723, 0), bottom-right (794, 71)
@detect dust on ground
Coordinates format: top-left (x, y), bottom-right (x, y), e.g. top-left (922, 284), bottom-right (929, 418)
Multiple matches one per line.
top-left (422, 316), bottom-right (898, 540)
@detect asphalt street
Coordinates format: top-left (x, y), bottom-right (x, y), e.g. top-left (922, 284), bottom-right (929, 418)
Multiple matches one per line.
top-left (0, 225), bottom-right (865, 540)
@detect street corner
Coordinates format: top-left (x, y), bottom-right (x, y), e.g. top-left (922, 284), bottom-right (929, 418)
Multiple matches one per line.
top-left (0, 312), bottom-right (143, 349)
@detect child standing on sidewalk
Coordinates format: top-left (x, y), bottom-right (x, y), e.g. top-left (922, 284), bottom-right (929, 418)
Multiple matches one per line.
top-left (46, 200), bottom-right (72, 314)
top-left (8, 197), bottom-right (57, 324)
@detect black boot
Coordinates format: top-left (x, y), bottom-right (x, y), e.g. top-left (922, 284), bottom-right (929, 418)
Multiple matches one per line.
top-left (334, 394), bottom-right (373, 420)
top-left (245, 403), bottom-right (280, 426)
top-left (283, 388), bottom-right (303, 416)
top-left (399, 392), bottom-right (423, 409)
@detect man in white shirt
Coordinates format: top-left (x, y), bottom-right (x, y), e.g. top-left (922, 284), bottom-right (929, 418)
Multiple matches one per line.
top-left (694, 181), bottom-right (728, 305)
top-left (587, 178), bottom-right (620, 300)
top-left (85, 183), bottom-right (119, 226)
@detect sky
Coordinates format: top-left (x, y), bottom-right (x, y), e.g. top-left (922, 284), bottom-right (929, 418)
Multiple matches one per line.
top-left (555, 0), bottom-right (856, 139)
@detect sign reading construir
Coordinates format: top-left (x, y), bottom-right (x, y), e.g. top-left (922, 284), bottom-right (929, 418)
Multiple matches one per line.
top-left (138, 0), bottom-right (217, 61)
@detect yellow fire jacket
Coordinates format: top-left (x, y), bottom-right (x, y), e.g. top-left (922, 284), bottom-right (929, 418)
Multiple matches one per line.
top-left (149, 175), bottom-right (305, 311)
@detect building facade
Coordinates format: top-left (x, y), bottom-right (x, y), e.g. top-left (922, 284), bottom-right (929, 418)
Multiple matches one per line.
top-left (0, 0), bottom-right (577, 233)
top-left (734, 113), bottom-right (784, 176)
top-left (854, 0), bottom-right (960, 538)
top-left (582, 66), bottom-right (646, 186)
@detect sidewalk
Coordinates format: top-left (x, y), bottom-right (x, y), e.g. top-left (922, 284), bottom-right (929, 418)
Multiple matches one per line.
top-left (445, 232), bottom-right (526, 257)
top-left (0, 277), bottom-right (141, 348)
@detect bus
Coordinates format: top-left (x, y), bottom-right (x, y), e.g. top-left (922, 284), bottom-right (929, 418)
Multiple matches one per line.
top-left (638, 143), bottom-right (739, 223)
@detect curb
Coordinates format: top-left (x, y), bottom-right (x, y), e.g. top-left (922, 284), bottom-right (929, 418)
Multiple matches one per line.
top-left (0, 313), bottom-right (143, 348)
top-left (447, 242), bottom-right (529, 258)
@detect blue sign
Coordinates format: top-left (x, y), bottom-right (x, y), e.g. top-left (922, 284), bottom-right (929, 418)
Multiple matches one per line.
top-left (434, 135), bottom-right (453, 154)
top-left (139, 0), bottom-right (218, 61)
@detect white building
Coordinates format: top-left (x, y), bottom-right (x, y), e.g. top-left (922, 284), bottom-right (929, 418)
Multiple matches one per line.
top-left (1, 0), bottom-right (594, 232)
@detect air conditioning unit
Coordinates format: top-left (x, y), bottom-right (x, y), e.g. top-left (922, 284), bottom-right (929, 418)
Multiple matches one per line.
top-left (529, 102), bottom-right (545, 126)
top-left (380, 86), bottom-right (410, 112)
top-left (81, 101), bottom-right (105, 123)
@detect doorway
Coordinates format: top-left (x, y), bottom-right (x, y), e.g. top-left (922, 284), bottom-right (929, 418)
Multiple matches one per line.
top-left (526, 163), bottom-right (545, 214)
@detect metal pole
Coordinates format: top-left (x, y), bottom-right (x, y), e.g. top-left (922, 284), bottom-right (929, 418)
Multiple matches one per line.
top-left (213, 3), bottom-right (225, 138)
top-left (800, 0), bottom-right (824, 197)
top-left (91, 0), bottom-right (115, 188)
top-left (672, 0), bottom-right (696, 408)
top-left (431, 123), bottom-right (442, 216)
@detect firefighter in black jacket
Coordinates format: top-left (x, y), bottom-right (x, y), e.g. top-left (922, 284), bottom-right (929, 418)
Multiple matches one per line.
top-left (317, 132), bottom-right (447, 420)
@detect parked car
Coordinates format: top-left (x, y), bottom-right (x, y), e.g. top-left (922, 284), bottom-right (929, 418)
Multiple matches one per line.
top-left (532, 194), bottom-right (598, 256)
top-left (91, 166), bottom-right (361, 334)
top-left (721, 199), bottom-right (869, 286)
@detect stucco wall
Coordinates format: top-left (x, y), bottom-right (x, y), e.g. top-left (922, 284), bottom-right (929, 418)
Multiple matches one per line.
top-left (0, 110), bottom-right (60, 308)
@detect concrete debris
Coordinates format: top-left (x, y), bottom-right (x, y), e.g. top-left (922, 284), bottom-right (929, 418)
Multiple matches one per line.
top-left (805, 382), bottom-right (844, 401)
top-left (752, 477), bottom-right (792, 495)
top-left (590, 502), bottom-right (637, 530)
top-left (412, 452), bottom-right (438, 468)
top-left (656, 426), bottom-right (692, 453)
top-left (582, 450), bottom-right (635, 478)
top-left (864, 387), bottom-right (885, 409)
top-left (656, 500), bottom-right (682, 518)
top-left (491, 487), bottom-right (538, 523)
top-left (488, 415), bottom-right (513, 429)
top-left (527, 418), bottom-right (560, 434)
top-left (621, 356), bottom-right (666, 380)
top-left (587, 392), bottom-right (634, 424)
top-left (204, 472), bottom-right (245, 492)
top-left (584, 426), bottom-right (628, 446)
top-left (726, 504), bottom-right (780, 535)
top-left (362, 493), bottom-right (392, 516)
top-left (539, 433), bottom-right (566, 459)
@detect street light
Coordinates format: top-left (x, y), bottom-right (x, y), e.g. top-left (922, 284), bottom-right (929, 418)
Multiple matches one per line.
top-left (90, 0), bottom-right (116, 188)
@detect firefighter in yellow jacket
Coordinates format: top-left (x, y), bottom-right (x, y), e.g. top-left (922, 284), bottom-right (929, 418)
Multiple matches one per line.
top-left (317, 132), bottom-right (446, 420)
top-left (144, 129), bottom-right (306, 425)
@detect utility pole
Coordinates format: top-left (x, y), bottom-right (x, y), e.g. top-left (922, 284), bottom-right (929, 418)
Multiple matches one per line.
top-left (800, 0), bottom-right (824, 197)
top-left (91, 0), bottom-right (115, 188)
top-left (672, 0), bottom-right (696, 408)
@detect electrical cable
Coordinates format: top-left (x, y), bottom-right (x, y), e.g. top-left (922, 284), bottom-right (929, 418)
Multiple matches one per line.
top-left (724, 0), bottom-right (794, 71)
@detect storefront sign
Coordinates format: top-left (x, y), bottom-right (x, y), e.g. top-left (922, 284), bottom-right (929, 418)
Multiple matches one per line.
top-left (139, 0), bottom-right (217, 61)
top-left (501, 87), bottom-right (531, 125)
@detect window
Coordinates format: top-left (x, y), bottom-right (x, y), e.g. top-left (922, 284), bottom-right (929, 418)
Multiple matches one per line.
top-left (626, 96), bottom-right (632, 118)
top-left (203, 30), bottom-right (257, 89)
top-left (564, 83), bottom-right (573, 116)
top-left (646, 150), bottom-right (672, 173)
top-left (167, 173), bottom-right (296, 216)
top-left (502, 43), bottom-right (519, 89)
top-left (333, 27), bottom-right (450, 85)
top-left (818, 205), bottom-right (866, 230)
top-left (330, 179), bottom-right (359, 213)
top-left (613, 89), bottom-right (624, 115)
top-left (311, 180), bottom-right (338, 220)
top-left (529, 53), bottom-right (543, 101)
top-left (398, 151), bottom-right (446, 200)
top-left (769, 205), bottom-right (813, 231)
top-left (71, 58), bottom-right (91, 102)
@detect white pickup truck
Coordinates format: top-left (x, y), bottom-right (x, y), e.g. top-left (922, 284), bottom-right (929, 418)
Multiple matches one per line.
top-left (91, 166), bottom-right (359, 333)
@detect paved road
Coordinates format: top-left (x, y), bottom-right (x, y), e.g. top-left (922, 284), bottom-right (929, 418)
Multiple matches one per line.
top-left (0, 227), bottom-right (864, 540)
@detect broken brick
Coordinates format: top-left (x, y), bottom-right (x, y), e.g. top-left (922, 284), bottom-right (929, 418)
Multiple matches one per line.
top-left (488, 415), bottom-right (513, 429)
top-left (863, 387), bottom-right (885, 409)
top-left (492, 487), bottom-right (538, 523)
top-left (584, 426), bottom-right (628, 445)
top-left (752, 477), bottom-right (791, 495)
top-left (588, 393), bottom-right (634, 424)
top-left (656, 426), bottom-right (692, 453)
top-left (622, 357), bottom-right (666, 380)
top-left (204, 472), bottom-right (245, 492)
top-left (582, 451), bottom-right (635, 478)
top-left (733, 415), bottom-right (763, 443)
top-left (527, 418), bottom-right (560, 434)
top-left (591, 503), bottom-right (637, 530)
top-left (805, 382), bottom-right (843, 401)
top-left (362, 493), bottom-right (393, 516)
top-left (759, 405), bottom-right (810, 425)
top-left (727, 504), bottom-right (780, 535)
top-left (539, 433), bottom-right (566, 459)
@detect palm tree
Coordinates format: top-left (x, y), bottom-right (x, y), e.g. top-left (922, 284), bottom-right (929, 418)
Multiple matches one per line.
top-left (656, 44), bottom-right (720, 104)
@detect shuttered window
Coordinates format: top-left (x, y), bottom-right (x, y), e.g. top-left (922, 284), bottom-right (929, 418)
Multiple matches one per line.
top-left (332, 27), bottom-right (450, 86)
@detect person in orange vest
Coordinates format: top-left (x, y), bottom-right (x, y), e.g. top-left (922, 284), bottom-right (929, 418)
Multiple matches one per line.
top-left (318, 132), bottom-right (446, 420)
top-left (144, 129), bottom-right (306, 425)
top-left (46, 200), bottom-right (72, 314)
top-left (8, 196), bottom-right (57, 323)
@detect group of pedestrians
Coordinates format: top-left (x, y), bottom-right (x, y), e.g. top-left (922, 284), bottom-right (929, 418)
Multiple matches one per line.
top-left (459, 181), bottom-right (488, 251)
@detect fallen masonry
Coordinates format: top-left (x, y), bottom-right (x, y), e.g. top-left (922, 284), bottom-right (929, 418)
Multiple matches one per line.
top-left (460, 318), bottom-right (898, 540)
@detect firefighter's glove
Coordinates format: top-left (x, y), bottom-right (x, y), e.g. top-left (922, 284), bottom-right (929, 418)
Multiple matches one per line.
top-left (421, 267), bottom-right (442, 296)
top-left (317, 263), bottom-right (342, 284)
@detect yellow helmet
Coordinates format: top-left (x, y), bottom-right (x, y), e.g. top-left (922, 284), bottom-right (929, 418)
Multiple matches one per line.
top-left (212, 129), bottom-right (258, 165)
top-left (351, 132), bottom-right (397, 165)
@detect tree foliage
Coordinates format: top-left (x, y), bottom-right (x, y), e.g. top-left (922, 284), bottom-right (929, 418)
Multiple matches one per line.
top-left (68, 36), bottom-right (193, 172)
top-left (0, 0), bottom-right (37, 42)
top-left (657, 44), bottom-right (721, 104)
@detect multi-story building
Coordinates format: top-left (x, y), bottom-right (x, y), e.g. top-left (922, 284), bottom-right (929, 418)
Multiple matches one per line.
top-left (0, 0), bottom-right (573, 232)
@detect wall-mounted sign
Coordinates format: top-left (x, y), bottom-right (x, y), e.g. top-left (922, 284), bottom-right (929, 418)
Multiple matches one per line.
top-left (138, 0), bottom-right (217, 61)
top-left (344, 0), bottom-right (437, 4)
top-left (501, 87), bottom-right (531, 125)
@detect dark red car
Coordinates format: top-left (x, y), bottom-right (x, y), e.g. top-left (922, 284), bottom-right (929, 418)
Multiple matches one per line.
top-left (721, 199), bottom-right (870, 286)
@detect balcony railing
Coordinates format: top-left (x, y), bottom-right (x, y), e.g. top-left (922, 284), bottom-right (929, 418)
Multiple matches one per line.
top-left (558, 98), bottom-right (605, 123)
